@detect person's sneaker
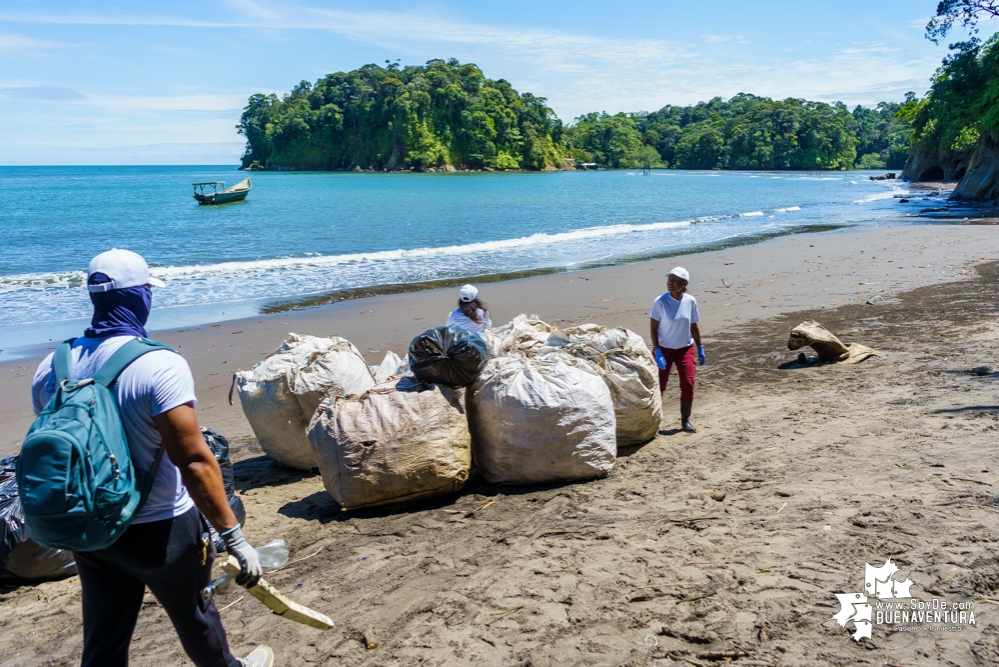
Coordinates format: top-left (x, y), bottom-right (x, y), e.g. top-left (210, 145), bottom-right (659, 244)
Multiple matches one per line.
top-left (239, 645), bottom-right (274, 667)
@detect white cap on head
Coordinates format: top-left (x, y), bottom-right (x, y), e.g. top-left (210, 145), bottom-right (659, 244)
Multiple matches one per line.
top-left (459, 284), bottom-right (478, 302)
top-left (667, 266), bottom-right (690, 283)
top-left (87, 248), bottom-right (165, 292)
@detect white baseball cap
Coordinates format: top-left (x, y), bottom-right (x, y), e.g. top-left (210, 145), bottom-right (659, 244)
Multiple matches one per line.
top-left (459, 284), bottom-right (478, 302)
top-left (667, 266), bottom-right (690, 282)
top-left (87, 248), bottom-right (165, 292)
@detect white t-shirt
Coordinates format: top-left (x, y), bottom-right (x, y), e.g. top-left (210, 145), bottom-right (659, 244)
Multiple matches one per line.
top-left (446, 308), bottom-right (492, 336)
top-left (32, 336), bottom-right (196, 524)
top-left (650, 292), bottom-right (700, 349)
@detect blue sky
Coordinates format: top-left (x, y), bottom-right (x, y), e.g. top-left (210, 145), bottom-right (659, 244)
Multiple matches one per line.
top-left (1, 0), bottom-right (995, 165)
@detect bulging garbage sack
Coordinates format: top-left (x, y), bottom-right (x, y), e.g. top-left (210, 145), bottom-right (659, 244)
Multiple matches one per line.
top-left (556, 324), bottom-right (662, 446)
top-left (371, 351), bottom-right (406, 384)
top-left (408, 326), bottom-right (488, 388)
top-left (483, 314), bottom-right (554, 358)
top-left (467, 355), bottom-right (616, 485)
top-left (236, 334), bottom-right (375, 470)
top-left (0, 456), bottom-right (76, 585)
top-left (309, 377), bottom-right (471, 509)
top-left (787, 321), bottom-right (880, 365)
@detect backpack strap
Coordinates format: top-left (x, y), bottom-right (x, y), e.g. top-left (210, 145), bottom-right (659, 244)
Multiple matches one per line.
top-left (94, 337), bottom-right (176, 511)
top-left (52, 339), bottom-right (76, 385)
top-left (93, 337), bottom-right (176, 388)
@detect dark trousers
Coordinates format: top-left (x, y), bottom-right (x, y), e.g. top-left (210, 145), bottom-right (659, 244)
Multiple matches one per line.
top-left (658, 344), bottom-right (696, 402)
top-left (73, 507), bottom-right (240, 667)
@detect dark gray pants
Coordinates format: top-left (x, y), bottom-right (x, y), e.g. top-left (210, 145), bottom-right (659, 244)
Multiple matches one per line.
top-left (73, 507), bottom-right (240, 667)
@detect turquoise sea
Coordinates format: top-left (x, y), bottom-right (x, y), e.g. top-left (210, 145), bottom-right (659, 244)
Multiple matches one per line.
top-left (1, 166), bottom-right (914, 353)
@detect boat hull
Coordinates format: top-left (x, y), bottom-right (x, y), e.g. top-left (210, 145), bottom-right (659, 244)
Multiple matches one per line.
top-left (194, 191), bottom-right (249, 205)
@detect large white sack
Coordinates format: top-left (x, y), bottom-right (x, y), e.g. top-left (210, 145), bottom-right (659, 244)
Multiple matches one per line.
top-left (371, 351), bottom-right (405, 384)
top-left (309, 378), bottom-right (471, 509)
top-left (236, 334), bottom-right (375, 470)
top-left (557, 324), bottom-right (662, 446)
top-left (483, 314), bottom-right (554, 358)
top-left (467, 355), bottom-right (616, 485)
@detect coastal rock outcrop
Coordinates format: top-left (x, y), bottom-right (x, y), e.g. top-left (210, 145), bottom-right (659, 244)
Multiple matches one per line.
top-left (900, 144), bottom-right (969, 183)
top-left (952, 138), bottom-right (999, 204)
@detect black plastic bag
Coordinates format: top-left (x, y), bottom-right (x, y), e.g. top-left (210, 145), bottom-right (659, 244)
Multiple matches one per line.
top-left (200, 428), bottom-right (246, 552)
top-left (202, 427), bottom-right (234, 494)
top-left (0, 456), bottom-right (76, 585)
top-left (408, 326), bottom-right (489, 388)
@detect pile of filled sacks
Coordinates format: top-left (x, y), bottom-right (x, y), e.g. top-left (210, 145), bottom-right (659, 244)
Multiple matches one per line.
top-left (235, 316), bottom-right (661, 510)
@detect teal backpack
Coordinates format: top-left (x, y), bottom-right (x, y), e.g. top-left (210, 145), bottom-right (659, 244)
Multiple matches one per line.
top-left (17, 337), bottom-right (174, 552)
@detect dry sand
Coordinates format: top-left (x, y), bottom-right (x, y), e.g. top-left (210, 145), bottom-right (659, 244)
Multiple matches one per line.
top-left (2, 224), bottom-right (999, 666)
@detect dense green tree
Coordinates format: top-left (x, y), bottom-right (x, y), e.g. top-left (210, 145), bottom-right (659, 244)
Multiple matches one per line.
top-left (592, 94), bottom-right (861, 170)
top-left (241, 60), bottom-right (912, 172)
top-left (237, 59), bottom-right (563, 170)
top-left (563, 112), bottom-right (663, 167)
top-left (852, 101), bottom-right (912, 169)
top-left (899, 35), bottom-right (999, 167)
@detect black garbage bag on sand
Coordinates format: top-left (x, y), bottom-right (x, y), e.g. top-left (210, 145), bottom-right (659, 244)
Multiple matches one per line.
top-left (409, 326), bottom-right (489, 388)
top-left (202, 427), bottom-right (236, 494)
top-left (200, 428), bottom-right (246, 552)
top-left (0, 456), bottom-right (76, 586)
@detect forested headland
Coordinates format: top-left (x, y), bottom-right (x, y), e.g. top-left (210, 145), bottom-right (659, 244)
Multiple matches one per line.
top-left (880, 0), bottom-right (999, 203)
top-left (237, 59), bottom-right (563, 172)
top-left (237, 59), bottom-right (911, 173)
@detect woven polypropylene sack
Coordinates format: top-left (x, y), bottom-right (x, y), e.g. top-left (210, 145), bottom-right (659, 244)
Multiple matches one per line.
top-left (467, 355), bottom-right (616, 485)
top-left (0, 457), bottom-right (76, 585)
top-left (309, 377), bottom-right (471, 509)
top-left (558, 324), bottom-right (662, 446)
top-left (408, 326), bottom-right (488, 388)
top-left (236, 334), bottom-right (374, 470)
top-left (371, 351), bottom-right (405, 384)
top-left (482, 314), bottom-right (553, 358)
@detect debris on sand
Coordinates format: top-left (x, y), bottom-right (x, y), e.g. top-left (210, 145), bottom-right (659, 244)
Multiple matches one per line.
top-left (787, 321), bottom-right (879, 365)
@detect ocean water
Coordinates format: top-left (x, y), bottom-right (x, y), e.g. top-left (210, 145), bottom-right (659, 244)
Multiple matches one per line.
top-left (1, 166), bottom-right (909, 352)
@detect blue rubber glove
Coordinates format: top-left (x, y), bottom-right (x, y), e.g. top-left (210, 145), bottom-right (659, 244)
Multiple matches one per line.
top-left (697, 345), bottom-right (706, 366)
top-left (653, 348), bottom-right (667, 370)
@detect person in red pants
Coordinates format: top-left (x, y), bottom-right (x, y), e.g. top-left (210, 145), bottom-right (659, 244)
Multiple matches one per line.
top-left (649, 267), bottom-right (705, 432)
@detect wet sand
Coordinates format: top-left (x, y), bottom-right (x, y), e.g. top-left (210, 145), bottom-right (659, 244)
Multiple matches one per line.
top-left (2, 223), bottom-right (999, 666)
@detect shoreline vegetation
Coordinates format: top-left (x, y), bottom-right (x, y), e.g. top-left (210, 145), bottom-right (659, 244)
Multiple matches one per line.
top-left (236, 59), bottom-right (911, 175)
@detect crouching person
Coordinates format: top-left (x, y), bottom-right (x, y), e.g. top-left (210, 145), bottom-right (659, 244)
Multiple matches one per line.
top-left (29, 249), bottom-right (273, 667)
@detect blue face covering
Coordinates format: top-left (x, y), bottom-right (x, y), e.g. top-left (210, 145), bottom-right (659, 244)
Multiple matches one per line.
top-left (84, 273), bottom-right (152, 339)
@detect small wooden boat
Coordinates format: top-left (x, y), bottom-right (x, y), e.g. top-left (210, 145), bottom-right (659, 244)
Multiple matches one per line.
top-left (193, 178), bottom-right (251, 205)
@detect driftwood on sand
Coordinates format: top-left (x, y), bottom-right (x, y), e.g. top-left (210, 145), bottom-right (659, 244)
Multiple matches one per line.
top-left (787, 321), bottom-right (879, 364)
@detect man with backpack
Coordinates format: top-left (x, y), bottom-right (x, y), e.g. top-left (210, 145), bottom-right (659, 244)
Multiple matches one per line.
top-left (25, 249), bottom-right (274, 667)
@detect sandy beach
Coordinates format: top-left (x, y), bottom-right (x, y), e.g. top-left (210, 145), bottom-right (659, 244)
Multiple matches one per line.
top-left (3, 222), bottom-right (999, 666)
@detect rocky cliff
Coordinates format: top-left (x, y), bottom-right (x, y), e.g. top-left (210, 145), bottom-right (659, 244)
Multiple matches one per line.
top-left (901, 138), bottom-right (999, 205)
top-left (900, 144), bottom-right (969, 183)
top-left (951, 138), bottom-right (999, 203)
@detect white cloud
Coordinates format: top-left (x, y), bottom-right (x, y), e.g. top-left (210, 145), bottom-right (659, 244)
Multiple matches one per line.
top-left (0, 1), bottom-right (963, 161)
top-left (0, 32), bottom-right (70, 57)
top-left (0, 86), bottom-right (85, 101)
top-left (87, 93), bottom-right (249, 113)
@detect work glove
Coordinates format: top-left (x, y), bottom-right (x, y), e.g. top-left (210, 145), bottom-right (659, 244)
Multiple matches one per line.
top-left (219, 524), bottom-right (262, 588)
top-left (697, 345), bottom-right (706, 366)
top-left (653, 348), bottom-right (667, 370)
